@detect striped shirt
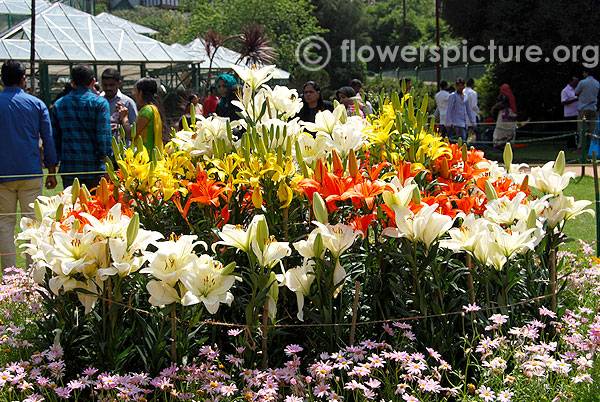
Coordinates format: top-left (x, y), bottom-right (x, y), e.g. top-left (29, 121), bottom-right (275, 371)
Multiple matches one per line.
top-left (51, 87), bottom-right (112, 178)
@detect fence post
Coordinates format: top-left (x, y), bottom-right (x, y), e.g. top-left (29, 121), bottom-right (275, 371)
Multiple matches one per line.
top-left (593, 152), bottom-right (600, 257)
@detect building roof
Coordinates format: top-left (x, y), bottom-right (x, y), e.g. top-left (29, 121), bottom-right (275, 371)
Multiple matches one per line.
top-left (0, 2), bottom-right (200, 63)
top-left (95, 12), bottom-right (158, 36)
top-left (0, 0), bottom-right (50, 15)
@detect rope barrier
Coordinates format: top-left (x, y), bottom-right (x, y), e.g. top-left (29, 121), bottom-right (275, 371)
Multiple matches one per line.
top-left (83, 291), bottom-right (556, 330)
top-left (0, 170), bottom-right (106, 180)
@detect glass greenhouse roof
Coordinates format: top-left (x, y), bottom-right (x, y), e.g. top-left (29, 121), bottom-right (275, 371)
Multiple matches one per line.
top-left (0, 0), bottom-right (50, 16)
top-left (0, 2), bottom-right (200, 63)
top-left (95, 12), bottom-right (158, 36)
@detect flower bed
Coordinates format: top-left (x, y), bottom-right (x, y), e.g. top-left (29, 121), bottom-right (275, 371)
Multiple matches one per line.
top-left (4, 65), bottom-right (597, 400)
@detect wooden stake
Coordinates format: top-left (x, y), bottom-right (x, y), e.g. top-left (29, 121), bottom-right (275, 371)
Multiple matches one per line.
top-left (350, 281), bottom-right (361, 346)
top-left (171, 308), bottom-right (177, 363)
top-left (465, 254), bottom-right (475, 304)
top-left (550, 248), bottom-right (557, 313)
top-left (261, 300), bottom-right (269, 370)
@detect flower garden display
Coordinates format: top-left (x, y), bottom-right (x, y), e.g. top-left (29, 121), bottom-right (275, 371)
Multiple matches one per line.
top-left (3, 65), bottom-right (597, 401)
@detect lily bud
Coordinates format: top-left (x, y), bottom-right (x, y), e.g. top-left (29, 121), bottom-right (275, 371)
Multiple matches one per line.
top-left (440, 157), bottom-right (449, 179)
top-left (134, 134), bottom-right (144, 155)
top-left (313, 232), bottom-right (324, 260)
top-left (554, 150), bottom-right (565, 175)
top-left (182, 113), bottom-right (191, 131)
top-left (520, 175), bottom-right (529, 192)
top-left (267, 271), bottom-right (279, 319)
top-left (34, 200), bottom-right (43, 221)
top-left (313, 193), bottom-right (329, 224)
top-left (503, 143), bottom-right (513, 172)
top-left (412, 186), bottom-right (421, 204)
top-left (484, 180), bottom-right (498, 201)
top-left (71, 178), bottom-right (80, 205)
top-left (462, 144), bottom-right (468, 163)
top-left (113, 184), bottom-right (120, 201)
top-left (294, 141), bottom-right (309, 177)
top-left (55, 203), bottom-right (64, 221)
top-left (527, 209), bottom-right (537, 230)
top-left (126, 212), bottom-right (139, 250)
top-left (98, 177), bottom-right (109, 207)
top-left (348, 149), bottom-right (359, 179)
top-left (332, 150), bottom-right (343, 175)
top-left (315, 159), bottom-right (325, 184)
top-left (252, 187), bottom-right (263, 209)
top-left (221, 261), bottom-right (236, 276)
top-left (189, 104), bottom-right (196, 127)
top-left (457, 137), bottom-right (463, 148)
top-left (79, 187), bottom-right (88, 206)
top-left (254, 215), bottom-right (269, 250)
top-left (112, 137), bottom-right (121, 161)
top-left (392, 92), bottom-right (401, 111)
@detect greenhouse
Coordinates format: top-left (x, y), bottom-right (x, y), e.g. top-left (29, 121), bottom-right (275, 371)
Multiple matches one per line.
top-left (0, 2), bottom-right (201, 105)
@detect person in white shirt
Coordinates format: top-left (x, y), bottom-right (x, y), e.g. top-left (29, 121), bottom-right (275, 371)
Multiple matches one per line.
top-left (463, 78), bottom-right (479, 125)
top-left (435, 80), bottom-right (450, 136)
top-left (561, 76), bottom-right (579, 149)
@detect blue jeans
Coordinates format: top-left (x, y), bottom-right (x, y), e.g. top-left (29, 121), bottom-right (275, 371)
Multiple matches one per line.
top-left (449, 126), bottom-right (467, 143)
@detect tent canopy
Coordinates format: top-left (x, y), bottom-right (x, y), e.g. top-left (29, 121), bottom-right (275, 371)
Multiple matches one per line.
top-left (0, 2), bottom-right (200, 63)
top-left (95, 12), bottom-right (158, 36)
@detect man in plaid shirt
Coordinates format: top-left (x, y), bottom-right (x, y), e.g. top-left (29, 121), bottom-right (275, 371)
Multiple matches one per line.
top-left (51, 64), bottom-right (112, 190)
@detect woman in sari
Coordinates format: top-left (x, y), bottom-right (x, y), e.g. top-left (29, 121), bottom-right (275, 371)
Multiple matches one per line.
top-left (117, 77), bottom-right (166, 160)
top-left (491, 84), bottom-right (517, 149)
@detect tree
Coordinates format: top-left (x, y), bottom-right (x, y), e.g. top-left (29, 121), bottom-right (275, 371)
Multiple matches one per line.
top-left (112, 7), bottom-right (190, 45)
top-left (184, 0), bottom-right (324, 75)
top-left (442, 0), bottom-right (600, 122)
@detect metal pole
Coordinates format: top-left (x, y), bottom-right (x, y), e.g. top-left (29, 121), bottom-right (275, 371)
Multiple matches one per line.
top-left (593, 151), bottom-right (600, 257)
top-left (30, 0), bottom-right (36, 95)
top-left (435, 0), bottom-right (440, 90)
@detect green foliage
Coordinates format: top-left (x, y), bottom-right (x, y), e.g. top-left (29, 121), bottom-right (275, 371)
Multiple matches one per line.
top-left (362, 77), bottom-right (437, 115)
top-left (364, 0), bottom-right (456, 71)
top-left (112, 6), bottom-right (190, 44)
top-left (183, 0), bottom-right (324, 74)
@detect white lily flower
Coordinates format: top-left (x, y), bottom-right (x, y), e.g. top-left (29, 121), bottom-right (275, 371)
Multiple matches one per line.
top-left (284, 259), bottom-right (316, 321)
top-left (489, 224), bottom-right (539, 258)
top-left (179, 255), bottom-right (236, 314)
top-left (484, 192), bottom-right (530, 226)
top-left (264, 85), bottom-right (303, 120)
top-left (75, 277), bottom-right (101, 314)
top-left (251, 237), bottom-right (292, 269)
top-left (293, 229), bottom-right (325, 260)
top-left (327, 120), bottom-right (367, 158)
top-left (230, 64), bottom-right (276, 91)
top-left (529, 161), bottom-right (576, 195)
top-left (141, 235), bottom-right (205, 286)
top-left (213, 214), bottom-right (264, 253)
top-left (313, 222), bottom-right (363, 260)
top-left (303, 104), bottom-right (346, 135)
top-left (147, 280), bottom-right (181, 307)
top-left (541, 194), bottom-right (594, 228)
top-left (296, 132), bottom-right (329, 166)
top-left (440, 214), bottom-right (489, 254)
top-left (473, 237), bottom-right (507, 271)
top-left (80, 203), bottom-right (130, 239)
top-left (382, 203), bottom-right (454, 249)
top-left (382, 177), bottom-right (418, 209)
top-left (49, 230), bottom-right (97, 276)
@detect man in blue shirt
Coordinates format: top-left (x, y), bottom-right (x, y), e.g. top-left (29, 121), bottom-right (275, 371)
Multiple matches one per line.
top-left (445, 77), bottom-right (477, 143)
top-left (0, 60), bottom-right (58, 272)
top-left (575, 68), bottom-right (600, 141)
top-left (52, 64), bottom-right (112, 190)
